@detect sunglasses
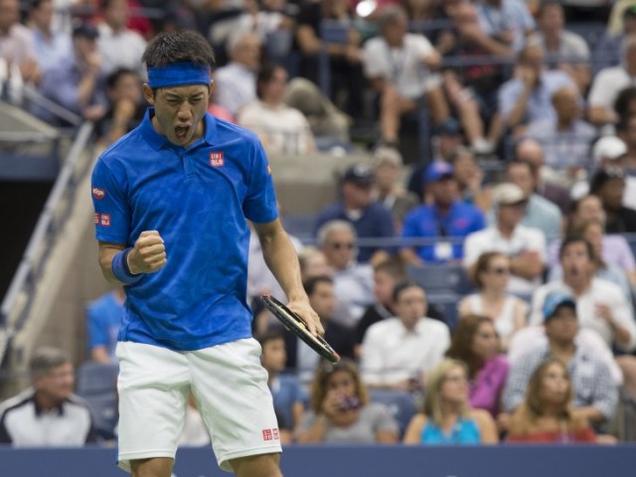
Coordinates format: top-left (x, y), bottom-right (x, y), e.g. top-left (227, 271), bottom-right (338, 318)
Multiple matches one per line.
top-left (328, 242), bottom-right (355, 250)
top-left (489, 267), bottom-right (510, 275)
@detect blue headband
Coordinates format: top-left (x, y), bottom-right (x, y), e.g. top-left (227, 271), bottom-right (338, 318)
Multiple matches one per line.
top-left (147, 62), bottom-right (211, 89)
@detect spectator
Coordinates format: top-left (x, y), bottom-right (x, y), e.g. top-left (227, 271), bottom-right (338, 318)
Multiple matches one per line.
top-left (316, 220), bottom-right (374, 327)
top-left (475, 0), bottom-right (535, 53)
top-left (449, 147), bottom-right (491, 213)
top-left (282, 276), bottom-right (356, 382)
top-left (401, 161), bottom-right (486, 265)
top-left (590, 166), bottom-right (636, 233)
top-left (363, 5), bottom-right (447, 145)
top-left (464, 183), bottom-right (546, 296)
top-left (507, 358), bottom-right (597, 443)
top-left (498, 39), bottom-right (575, 131)
top-left (548, 219), bottom-right (633, 299)
top-left (616, 114), bottom-right (636, 209)
top-left (298, 247), bottom-right (333, 282)
top-left (530, 237), bottom-right (636, 353)
top-left (215, 31), bottom-right (261, 116)
top-left (315, 165), bottom-right (395, 264)
top-left (588, 35), bottom-right (636, 126)
top-left (403, 359), bottom-right (498, 444)
top-left (525, 86), bottom-right (597, 174)
top-left (528, 1), bottom-right (591, 91)
top-left (594, 4), bottom-right (636, 73)
top-left (0, 0), bottom-right (39, 83)
top-left (0, 347), bottom-right (96, 446)
top-left (361, 281), bottom-right (450, 391)
top-left (505, 160), bottom-right (563, 241)
top-left (459, 252), bottom-right (528, 349)
top-left (614, 86), bottom-right (636, 127)
top-left (259, 329), bottom-right (306, 433)
top-left (295, 0), bottom-right (364, 117)
top-left (371, 147), bottom-right (418, 232)
top-left (592, 135), bottom-right (627, 170)
top-left (238, 64), bottom-right (316, 155)
top-left (95, 67), bottom-right (145, 145)
top-left (39, 23), bottom-right (105, 121)
top-left (97, 0), bottom-right (146, 75)
top-left (27, 0), bottom-right (71, 74)
top-left (503, 291), bottom-right (618, 426)
top-left (86, 287), bottom-right (125, 363)
top-left (446, 315), bottom-right (509, 417)
top-left (296, 359), bottom-right (399, 444)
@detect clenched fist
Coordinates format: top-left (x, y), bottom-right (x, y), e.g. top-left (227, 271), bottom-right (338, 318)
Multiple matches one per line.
top-left (127, 230), bottom-right (167, 274)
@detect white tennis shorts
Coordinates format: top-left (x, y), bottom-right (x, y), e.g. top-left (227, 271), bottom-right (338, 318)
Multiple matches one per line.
top-left (115, 338), bottom-right (281, 473)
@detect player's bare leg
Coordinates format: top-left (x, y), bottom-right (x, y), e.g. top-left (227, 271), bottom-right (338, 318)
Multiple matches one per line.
top-left (131, 457), bottom-right (173, 477)
top-left (230, 453), bottom-right (282, 477)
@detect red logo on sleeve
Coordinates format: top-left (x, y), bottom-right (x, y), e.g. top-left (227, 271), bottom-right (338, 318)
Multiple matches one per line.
top-left (92, 187), bottom-right (106, 200)
top-left (100, 214), bottom-right (111, 227)
top-left (210, 151), bottom-right (224, 167)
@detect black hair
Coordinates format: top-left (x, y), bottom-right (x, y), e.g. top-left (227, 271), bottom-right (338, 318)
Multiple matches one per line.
top-left (304, 275), bottom-right (334, 297)
top-left (142, 31), bottom-right (215, 69)
top-left (29, 0), bottom-right (49, 11)
top-left (538, 0), bottom-right (563, 17)
top-left (614, 87), bottom-right (636, 129)
top-left (589, 167), bottom-right (625, 195)
top-left (559, 235), bottom-right (594, 261)
top-left (392, 280), bottom-right (423, 303)
top-left (106, 67), bottom-right (138, 90)
top-left (256, 63), bottom-right (284, 100)
top-left (258, 328), bottom-right (285, 347)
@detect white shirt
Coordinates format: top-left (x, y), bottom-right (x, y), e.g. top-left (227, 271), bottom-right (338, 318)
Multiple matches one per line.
top-left (588, 65), bottom-right (636, 111)
top-left (361, 317), bottom-right (450, 386)
top-left (363, 33), bottom-right (440, 99)
top-left (238, 100), bottom-right (315, 155)
top-left (529, 278), bottom-right (636, 352)
top-left (215, 62), bottom-right (256, 115)
top-left (463, 225), bottom-right (546, 295)
top-left (97, 23), bottom-right (146, 75)
top-left (332, 263), bottom-right (374, 327)
top-left (507, 325), bottom-right (623, 385)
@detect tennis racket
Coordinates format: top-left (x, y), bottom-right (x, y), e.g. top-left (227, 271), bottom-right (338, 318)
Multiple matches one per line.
top-left (261, 295), bottom-right (340, 364)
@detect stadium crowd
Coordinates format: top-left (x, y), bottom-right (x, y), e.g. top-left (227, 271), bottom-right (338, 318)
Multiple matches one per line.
top-left (2, 0), bottom-right (636, 451)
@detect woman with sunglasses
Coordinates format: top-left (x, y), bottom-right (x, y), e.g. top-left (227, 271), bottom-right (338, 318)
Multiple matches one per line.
top-left (295, 359), bottom-right (399, 444)
top-left (403, 359), bottom-right (498, 445)
top-left (459, 252), bottom-right (528, 349)
top-left (446, 315), bottom-right (509, 417)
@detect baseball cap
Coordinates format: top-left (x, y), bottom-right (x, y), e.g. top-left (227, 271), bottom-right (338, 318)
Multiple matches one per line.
top-left (72, 22), bottom-right (99, 40)
top-left (492, 183), bottom-right (526, 206)
top-left (542, 291), bottom-right (577, 322)
top-left (424, 161), bottom-right (454, 183)
top-left (343, 164), bottom-right (374, 186)
top-left (593, 136), bottom-right (627, 165)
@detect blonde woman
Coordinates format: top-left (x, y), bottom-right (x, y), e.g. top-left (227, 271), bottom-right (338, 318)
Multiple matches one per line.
top-left (403, 359), bottom-right (498, 444)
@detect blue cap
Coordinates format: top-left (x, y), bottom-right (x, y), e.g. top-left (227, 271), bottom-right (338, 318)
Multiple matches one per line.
top-left (542, 291), bottom-right (577, 321)
top-left (424, 161), bottom-right (454, 183)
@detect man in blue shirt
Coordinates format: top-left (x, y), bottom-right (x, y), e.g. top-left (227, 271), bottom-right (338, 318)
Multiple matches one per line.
top-left (91, 31), bottom-right (321, 477)
top-left (86, 287), bottom-right (125, 363)
top-left (314, 164), bottom-right (395, 263)
top-left (401, 161), bottom-right (485, 264)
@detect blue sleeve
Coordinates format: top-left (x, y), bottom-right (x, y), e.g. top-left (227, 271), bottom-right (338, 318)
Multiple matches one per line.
top-left (243, 140), bottom-right (279, 223)
top-left (91, 157), bottom-right (131, 244)
top-left (40, 68), bottom-right (81, 113)
top-left (86, 306), bottom-right (108, 348)
top-left (401, 211), bottom-right (419, 239)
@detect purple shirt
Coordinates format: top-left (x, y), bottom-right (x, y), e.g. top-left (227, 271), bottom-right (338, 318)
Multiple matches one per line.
top-left (470, 355), bottom-right (509, 417)
top-left (548, 235), bottom-right (636, 272)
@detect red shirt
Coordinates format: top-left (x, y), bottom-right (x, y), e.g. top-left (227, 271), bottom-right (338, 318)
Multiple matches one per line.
top-left (507, 427), bottom-right (596, 443)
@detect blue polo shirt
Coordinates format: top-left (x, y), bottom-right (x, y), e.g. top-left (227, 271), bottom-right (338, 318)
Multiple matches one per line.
top-left (402, 201), bottom-right (485, 263)
top-left (91, 109), bottom-right (278, 351)
top-left (86, 291), bottom-right (124, 359)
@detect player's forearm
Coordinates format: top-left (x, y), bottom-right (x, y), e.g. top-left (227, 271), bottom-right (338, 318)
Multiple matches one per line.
top-left (98, 243), bottom-right (126, 285)
top-left (259, 225), bottom-right (306, 301)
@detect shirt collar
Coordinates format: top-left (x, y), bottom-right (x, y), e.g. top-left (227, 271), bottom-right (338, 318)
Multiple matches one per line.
top-left (33, 393), bottom-right (65, 416)
top-left (139, 108), bottom-right (218, 151)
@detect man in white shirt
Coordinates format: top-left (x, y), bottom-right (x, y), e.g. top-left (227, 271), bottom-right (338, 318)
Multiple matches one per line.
top-left (0, 0), bottom-right (39, 83)
top-left (464, 182), bottom-right (546, 296)
top-left (97, 0), bottom-right (146, 75)
top-left (361, 281), bottom-right (450, 390)
top-left (529, 236), bottom-right (636, 352)
top-left (362, 5), bottom-right (446, 145)
top-left (215, 31), bottom-right (261, 116)
top-left (27, 0), bottom-right (71, 74)
top-left (588, 34), bottom-right (636, 126)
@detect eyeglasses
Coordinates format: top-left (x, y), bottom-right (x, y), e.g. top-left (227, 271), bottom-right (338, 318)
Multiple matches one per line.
top-left (489, 267), bottom-right (510, 275)
top-left (328, 242), bottom-right (355, 250)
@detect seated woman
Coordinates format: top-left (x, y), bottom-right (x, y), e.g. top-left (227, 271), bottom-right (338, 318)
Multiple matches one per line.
top-left (446, 315), bottom-right (509, 417)
top-left (295, 359), bottom-right (399, 444)
top-left (507, 358), bottom-right (596, 443)
top-left (403, 359), bottom-right (498, 445)
top-left (459, 252), bottom-right (528, 349)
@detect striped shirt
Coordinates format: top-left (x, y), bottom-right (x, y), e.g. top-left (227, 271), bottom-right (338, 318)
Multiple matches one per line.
top-left (0, 388), bottom-right (96, 446)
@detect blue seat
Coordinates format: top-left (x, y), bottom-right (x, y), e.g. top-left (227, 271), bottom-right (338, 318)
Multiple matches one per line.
top-left (282, 214), bottom-right (317, 240)
top-left (85, 394), bottom-right (118, 440)
top-left (427, 292), bottom-right (461, 329)
top-left (76, 362), bottom-right (118, 397)
top-left (369, 389), bottom-right (417, 438)
top-left (407, 264), bottom-right (473, 295)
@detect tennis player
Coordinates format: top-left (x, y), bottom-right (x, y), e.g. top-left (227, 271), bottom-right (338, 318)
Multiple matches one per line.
top-left (91, 30), bottom-right (323, 477)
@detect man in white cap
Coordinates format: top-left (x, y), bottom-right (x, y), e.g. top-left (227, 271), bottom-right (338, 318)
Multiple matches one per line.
top-left (593, 136), bottom-right (627, 170)
top-left (464, 182), bottom-right (546, 296)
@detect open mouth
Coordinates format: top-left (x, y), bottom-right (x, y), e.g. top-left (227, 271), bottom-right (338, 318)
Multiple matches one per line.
top-left (174, 125), bottom-right (191, 141)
